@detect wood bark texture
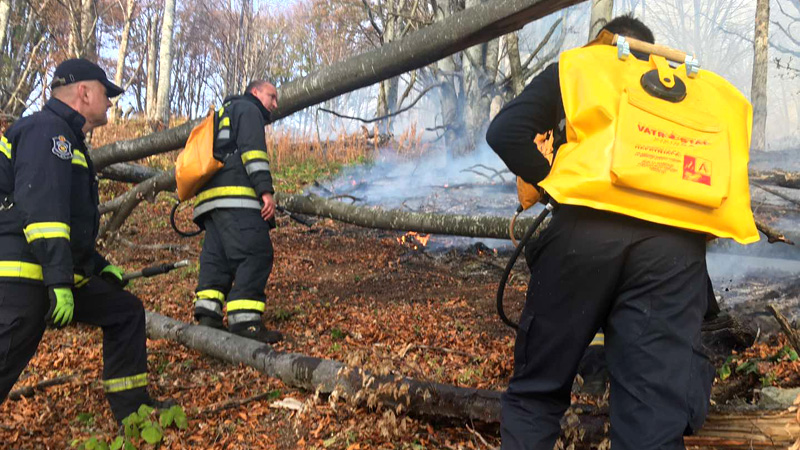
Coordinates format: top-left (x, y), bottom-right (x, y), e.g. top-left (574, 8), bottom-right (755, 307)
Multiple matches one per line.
top-left (154, 0), bottom-right (176, 124)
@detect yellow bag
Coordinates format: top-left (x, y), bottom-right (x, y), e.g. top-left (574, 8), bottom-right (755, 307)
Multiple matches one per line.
top-left (538, 44), bottom-right (759, 244)
top-left (175, 108), bottom-right (223, 201)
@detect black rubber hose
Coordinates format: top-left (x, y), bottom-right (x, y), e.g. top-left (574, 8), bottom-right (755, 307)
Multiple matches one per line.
top-left (497, 204), bottom-right (552, 329)
top-left (170, 201), bottom-right (202, 237)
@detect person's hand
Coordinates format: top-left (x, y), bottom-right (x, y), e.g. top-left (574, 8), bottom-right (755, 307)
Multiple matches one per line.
top-left (261, 193), bottom-right (276, 221)
top-left (45, 286), bottom-right (74, 328)
top-left (100, 264), bottom-right (128, 288)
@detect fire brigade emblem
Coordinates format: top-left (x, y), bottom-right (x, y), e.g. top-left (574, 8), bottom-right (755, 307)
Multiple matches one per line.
top-left (51, 135), bottom-right (73, 160)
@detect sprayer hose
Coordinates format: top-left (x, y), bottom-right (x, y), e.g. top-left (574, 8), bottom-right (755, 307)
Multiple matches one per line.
top-left (497, 204), bottom-right (553, 329)
top-left (170, 201), bottom-right (203, 237)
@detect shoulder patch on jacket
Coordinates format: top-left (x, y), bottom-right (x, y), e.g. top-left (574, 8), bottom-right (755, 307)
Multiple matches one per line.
top-left (51, 135), bottom-right (73, 160)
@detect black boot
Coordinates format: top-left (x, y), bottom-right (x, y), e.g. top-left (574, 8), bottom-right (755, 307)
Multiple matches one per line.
top-left (229, 322), bottom-right (283, 344)
top-left (577, 344), bottom-right (608, 396)
top-left (196, 315), bottom-right (224, 330)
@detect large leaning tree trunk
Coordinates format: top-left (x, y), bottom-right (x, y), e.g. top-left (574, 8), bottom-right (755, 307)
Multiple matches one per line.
top-left (751, 0), bottom-right (770, 152)
top-left (90, 0), bottom-right (585, 170)
top-left (145, 312), bottom-right (799, 448)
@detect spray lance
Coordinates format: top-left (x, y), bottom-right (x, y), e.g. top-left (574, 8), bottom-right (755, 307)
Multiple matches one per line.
top-left (121, 259), bottom-right (192, 281)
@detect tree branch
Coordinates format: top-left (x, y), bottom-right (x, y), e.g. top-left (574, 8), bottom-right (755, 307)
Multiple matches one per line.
top-left (317, 82), bottom-right (441, 124)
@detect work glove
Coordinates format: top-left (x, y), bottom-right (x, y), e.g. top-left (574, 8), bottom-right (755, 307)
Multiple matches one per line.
top-left (100, 264), bottom-right (128, 288)
top-left (45, 286), bottom-right (74, 328)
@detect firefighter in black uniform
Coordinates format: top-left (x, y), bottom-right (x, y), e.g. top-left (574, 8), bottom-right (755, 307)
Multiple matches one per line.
top-left (0, 59), bottom-right (170, 423)
top-left (487, 17), bottom-right (717, 450)
top-left (192, 80), bottom-right (283, 344)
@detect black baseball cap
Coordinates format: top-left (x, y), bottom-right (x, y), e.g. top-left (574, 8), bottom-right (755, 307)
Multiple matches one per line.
top-left (51, 58), bottom-right (124, 98)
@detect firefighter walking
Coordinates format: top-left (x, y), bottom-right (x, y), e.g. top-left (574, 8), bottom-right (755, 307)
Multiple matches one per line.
top-left (191, 80), bottom-right (283, 344)
top-left (0, 59), bottom-right (171, 423)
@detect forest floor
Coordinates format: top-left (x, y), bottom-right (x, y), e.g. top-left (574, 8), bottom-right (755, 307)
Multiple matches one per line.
top-left (2, 124), bottom-right (800, 449)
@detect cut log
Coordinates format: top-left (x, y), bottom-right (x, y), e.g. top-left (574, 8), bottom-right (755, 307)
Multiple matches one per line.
top-left (90, 0), bottom-right (584, 170)
top-left (146, 312), bottom-right (799, 448)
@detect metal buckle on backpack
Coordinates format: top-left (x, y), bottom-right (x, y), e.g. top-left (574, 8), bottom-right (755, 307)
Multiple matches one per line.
top-left (0, 196), bottom-right (13, 211)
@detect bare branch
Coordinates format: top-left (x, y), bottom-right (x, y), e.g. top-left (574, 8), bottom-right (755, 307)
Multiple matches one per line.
top-left (318, 82), bottom-right (441, 124)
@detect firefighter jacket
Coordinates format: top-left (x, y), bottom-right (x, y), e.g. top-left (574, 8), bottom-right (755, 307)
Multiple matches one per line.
top-left (193, 93), bottom-right (275, 222)
top-left (0, 98), bottom-right (110, 287)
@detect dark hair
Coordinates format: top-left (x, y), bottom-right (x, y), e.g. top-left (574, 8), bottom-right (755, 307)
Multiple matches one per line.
top-left (600, 14), bottom-right (655, 44)
top-left (245, 80), bottom-right (269, 94)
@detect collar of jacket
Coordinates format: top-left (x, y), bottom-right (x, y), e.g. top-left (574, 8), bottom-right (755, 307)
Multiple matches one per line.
top-left (44, 97), bottom-right (87, 141)
top-left (243, 92), bottom-right (272, 124)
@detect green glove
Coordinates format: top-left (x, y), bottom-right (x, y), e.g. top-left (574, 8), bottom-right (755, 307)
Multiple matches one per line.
top-left (100, 264), bottom-right (128, 288)
top-left (46, 287), bottom-right (74, 328)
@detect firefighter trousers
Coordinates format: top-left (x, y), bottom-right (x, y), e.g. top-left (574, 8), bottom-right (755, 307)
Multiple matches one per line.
top-left (501, 205), bottom-right (715, 450)
top-left (0, 277), bottom-right (151, 422)
top-left (194, 208), bottom-right (274, 327)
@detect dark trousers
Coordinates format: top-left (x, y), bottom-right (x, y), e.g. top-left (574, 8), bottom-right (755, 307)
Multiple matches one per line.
top-left (502, 206), bottom-right (715, 450)
top-left (0, 277), bottom-right (151, 422)
top-left (194, 208), bottom-right (273, 326)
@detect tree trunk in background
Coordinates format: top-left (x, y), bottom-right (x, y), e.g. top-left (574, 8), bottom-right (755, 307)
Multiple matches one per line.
top-left (0, 0), bottom-right (10, 55)
top-left (751, 0), bottom-right (770, 152)
top-left (588, 0), bottom-right (613, 42)
top-left (80, 0), bottom-right (96, 61)
top-left (145, 15), bottom-right (158, 118)
top-left (377, 0), bottom-right (401, 135)
top-left (110, 0), bottom-right (135, 122)
top-left (461, 0), bottom-right (500, 152)
top-left (154, 0), bottom-right (175, 124)
top-left (505, 32), bottom-right (525, 97)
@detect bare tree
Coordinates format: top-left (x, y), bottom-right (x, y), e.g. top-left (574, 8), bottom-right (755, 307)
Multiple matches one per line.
top-left (153, 0), bottom-right (175, 123)
top-left (110, 0), bottom-right (137, 121)
top-left (589, 0), bottom-right (613, 40)
top-left (0, 0), bottom-right (10, 53)
top-left (751, 0), bottom-right (770, 152)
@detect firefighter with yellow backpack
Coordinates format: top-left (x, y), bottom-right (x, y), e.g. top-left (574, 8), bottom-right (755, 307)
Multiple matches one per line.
top-left (487, 15), bottom-right (757, 450)
top-left (175, 80), bottom-right (283, 344)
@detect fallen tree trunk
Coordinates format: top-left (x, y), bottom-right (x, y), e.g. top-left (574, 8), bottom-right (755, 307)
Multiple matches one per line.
top-left (146, 311), bottom-right (502, 422)
top-left (97, 169), bottom-right (796, 246)
top-left (90, 0), bottom-right (583, 170)
top-left (277, 193), bottom-right (544, 240)
top-left (751, 171), bottom-right (800, 189)
top-left (99, 162), bottom-right (162, 183)
top-left (146, 312), bottom-right (798, 448)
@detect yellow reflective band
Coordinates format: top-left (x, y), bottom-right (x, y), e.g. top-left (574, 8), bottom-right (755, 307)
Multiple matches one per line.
top-left (0, 261), bottom-right (43, 280)
top-left (194, 186), bottom-right (256, 205)
top-left (23, 222), bottom-right (71, 243)
top-left (227, 299), bottom-right (266, 313)
top-left (103, 373), bottom-right (148, 393)
top-left (218, 107), bottom-right (225, 118)
top-left (74, 274), bottom-right (90, 288)
top-left (0, 136), bottom-right (10, 159)
top-left (590, 333), bottom-right (605, 346)
top-left (218, 117), bottom-right (230, 129)
top-left (72, 149), bottom-right (88, 168)
top-left (195, 289), bottom-right (225, 302)
top-left (241, 150), bottom-right (269, 164)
